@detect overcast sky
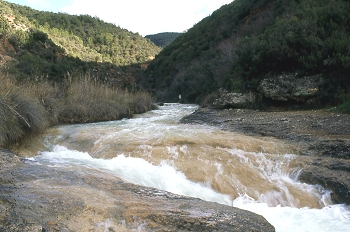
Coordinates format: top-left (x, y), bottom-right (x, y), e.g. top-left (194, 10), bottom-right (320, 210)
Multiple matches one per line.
top-left (6, 0), bottom-right (233, 36)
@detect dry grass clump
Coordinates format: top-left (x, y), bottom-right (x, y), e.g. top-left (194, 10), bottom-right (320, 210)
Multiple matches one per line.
top-left (59, 76), bottom-right (157, 123)
top-left (0, 95), bottom-right (24, 147)
top-left (0, 75), bottom-right (49, 147)
top-left (132, 91), bottom-right (158, 114)
top-left (59, 77), bottom-right (132, 123)
top-left (0, 74), bottom-right (156, 148)
top-left (24, 81), bottom-right (62, 125)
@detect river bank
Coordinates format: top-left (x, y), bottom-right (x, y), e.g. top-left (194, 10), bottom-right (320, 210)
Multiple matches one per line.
top-left (180, 107), bottom-right (350, 205)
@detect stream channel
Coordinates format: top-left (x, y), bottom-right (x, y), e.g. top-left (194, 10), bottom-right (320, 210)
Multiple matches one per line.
top-left (18, 103), bottom-right (350, 231)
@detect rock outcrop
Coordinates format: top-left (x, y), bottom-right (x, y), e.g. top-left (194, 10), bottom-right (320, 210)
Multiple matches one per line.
top-left (258, 73), bottom-right (325, 104)
top-left (0, 149), bottom-right (275, 231)
top-left (213, 88), bottom-right (256, 108)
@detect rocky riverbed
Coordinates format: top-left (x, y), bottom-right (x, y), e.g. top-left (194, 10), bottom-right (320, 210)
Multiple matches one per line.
top-left (1, 106), bottom-right (350, 231)
top-left (0, 148), bottom-right (274, 231)
top-left (181, 107), bottom-right (350, 205)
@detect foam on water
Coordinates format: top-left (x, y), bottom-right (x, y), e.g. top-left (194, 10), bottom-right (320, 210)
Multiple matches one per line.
top-left (36, 145), bottom-right (232, 206)
top-left (32, 145), bottom-right (350, 232)
top-left (233, 195), bottom-right (350, 232)
top-left (26, 104), bottom-right (350, 232)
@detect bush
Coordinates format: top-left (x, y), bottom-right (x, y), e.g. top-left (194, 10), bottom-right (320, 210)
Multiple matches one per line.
top-left (30, 29), bottom-right (48, 43)
top-left (336, 99), bottom-right (350, 114)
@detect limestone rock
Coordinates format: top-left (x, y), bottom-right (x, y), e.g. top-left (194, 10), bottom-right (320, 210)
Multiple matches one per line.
top-left (213, 88), bottom-right (256, 108)
top-left (258, 73), bottom-right (324, 103)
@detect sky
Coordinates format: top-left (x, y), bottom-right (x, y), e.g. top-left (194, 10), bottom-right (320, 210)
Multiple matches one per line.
top-left (6, 0), bottom-right (233, 36)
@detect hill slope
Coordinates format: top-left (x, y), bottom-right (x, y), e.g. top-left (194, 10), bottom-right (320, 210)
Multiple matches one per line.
top-left (145, 32), bottom-right (183, 48)
top-left (0, 0), bottom-right (161, 83)
top-left (143, 0), bottom-right (350, 105)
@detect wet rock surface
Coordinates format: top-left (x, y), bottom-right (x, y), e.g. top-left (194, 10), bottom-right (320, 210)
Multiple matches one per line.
top-left (0, 150), bottom-right (275, 231)
top-left (181, 108), bottom-right (350, 204)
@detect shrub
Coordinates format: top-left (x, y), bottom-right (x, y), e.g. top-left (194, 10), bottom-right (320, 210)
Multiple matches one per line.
top-left (336, 99), bottom-right (350, 114)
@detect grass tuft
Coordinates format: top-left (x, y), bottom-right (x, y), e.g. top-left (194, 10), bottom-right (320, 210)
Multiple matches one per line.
top-left (0, 81), bottom-right (49, 147)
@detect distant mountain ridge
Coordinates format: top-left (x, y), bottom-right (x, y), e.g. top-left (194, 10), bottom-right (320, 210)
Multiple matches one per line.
top-left (145, 32), bottom-right (183, 48)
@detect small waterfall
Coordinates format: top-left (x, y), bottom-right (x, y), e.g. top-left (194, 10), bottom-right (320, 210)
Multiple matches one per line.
top-left (21, 103), bottom-right (350, 232)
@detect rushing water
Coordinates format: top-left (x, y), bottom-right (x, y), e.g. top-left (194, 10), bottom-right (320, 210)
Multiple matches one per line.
top-left (19, 103), bottom-right (350, 232)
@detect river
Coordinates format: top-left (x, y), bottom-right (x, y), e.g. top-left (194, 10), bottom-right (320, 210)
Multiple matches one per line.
top-left (18, 103), bottom-right (350, 231)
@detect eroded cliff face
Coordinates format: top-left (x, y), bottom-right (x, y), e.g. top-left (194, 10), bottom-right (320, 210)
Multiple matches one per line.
top-left (0, 149), bottom-right (274, 232)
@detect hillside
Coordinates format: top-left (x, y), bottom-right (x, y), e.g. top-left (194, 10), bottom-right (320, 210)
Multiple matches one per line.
top-left (0, 0), bottom-right (161, 83)
top-left (0, 0), bottom-right (161, 148)
top-left (145, 32), bottom-right (183, 48)
top-left (143, 0), bottom-right (350, 106)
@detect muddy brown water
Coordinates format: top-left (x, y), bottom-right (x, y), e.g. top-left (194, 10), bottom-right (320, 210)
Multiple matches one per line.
top-left (15, 104), bottom-right (350, 232)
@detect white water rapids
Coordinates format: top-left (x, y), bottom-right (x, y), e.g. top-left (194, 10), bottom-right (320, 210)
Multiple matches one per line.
top-left (21, 104), bottom-right (350, 232)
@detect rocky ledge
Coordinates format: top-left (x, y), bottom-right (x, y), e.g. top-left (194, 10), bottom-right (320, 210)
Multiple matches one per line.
top-left (0, 149), bottom-right (274, 231)
top-left (181, 108), bottom-right (350, 205)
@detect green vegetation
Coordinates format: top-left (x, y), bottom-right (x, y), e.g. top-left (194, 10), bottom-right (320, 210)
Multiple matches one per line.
top-left (145, 32), bottom-right (183, 48)
top-left (0, 0), bottom-right (160, 82)
top-left (0, 0), bottom-right (160, 148)
top-left (144, 0), bottom-right (350, 105)
top-left (336, 100), bottom-right (350, 114)
top-left (3, 0), bottom-right (350, 150)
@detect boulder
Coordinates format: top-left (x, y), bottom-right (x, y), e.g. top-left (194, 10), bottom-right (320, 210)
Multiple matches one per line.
top-left (213, 88), bottom-right (256, 108)
top-left (258, 73), bottom-right (324, 103)
top-left (299, 162), bottom-right (350, 205)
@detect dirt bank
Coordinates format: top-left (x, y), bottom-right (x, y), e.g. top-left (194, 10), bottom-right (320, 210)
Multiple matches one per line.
top-left (181, 108), bottom-right (350, 204)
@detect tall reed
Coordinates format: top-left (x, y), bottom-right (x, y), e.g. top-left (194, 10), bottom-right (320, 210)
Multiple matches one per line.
top-left (0, 74), bottom-right (156, 148)
top-left (59, 77), bottom-right (132, 123)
